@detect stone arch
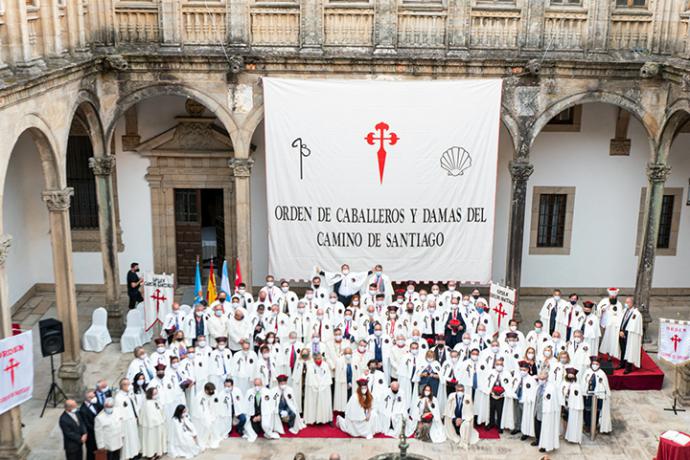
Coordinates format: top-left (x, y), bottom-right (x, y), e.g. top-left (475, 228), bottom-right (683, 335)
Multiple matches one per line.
top-left (657, 99), bottom-right (690, 164)
top-left (104, 83), bottom-right (238, 150)
top-left (500, 107), bottom-right (520, 156)
top-left (67, 90), bottom-right (106, 159)
top-left (529, 90), bottom-right (656, 154)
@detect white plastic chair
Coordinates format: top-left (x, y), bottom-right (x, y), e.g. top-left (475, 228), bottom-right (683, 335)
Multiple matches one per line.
top-left (82, 307), bottom-right (112, 352)
top-left (121, 309), bottom-right (146, 353)
top-left (136, 303), bottom-right (154, 341)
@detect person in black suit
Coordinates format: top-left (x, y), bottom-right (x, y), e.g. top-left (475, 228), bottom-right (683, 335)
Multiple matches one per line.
top-left (59, 399), bottom-right (87, 460)
top-left (78, 390), bottom-right (99, 460)
top-left (94, 379), bottom-right (112, 412)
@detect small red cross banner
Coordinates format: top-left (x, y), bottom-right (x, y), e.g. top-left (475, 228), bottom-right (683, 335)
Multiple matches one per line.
top-left (0, 331), bottom-right (33, 415)
top-left (143, 273), bottom-right (175, 332)
top-left (659, 318), bottom-right (690, 365)
top-left (489, 282), bottom-right (516, 333)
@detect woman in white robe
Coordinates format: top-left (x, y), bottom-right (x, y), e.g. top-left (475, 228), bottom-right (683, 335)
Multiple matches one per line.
top-left (303, 354), bottom-right (333, 424)
top-left (168, 405), bottom-right (203, 459)
top-left (444, 384), bottom-right (479, 448)
top-left (333, 351), bottom-right (352, 412)
top-left (582, 360), bottom-right (612, 434)
top-left (113, 379), bottom-right (141, 460)
top-left (560, 371), bottom-right (584, 444)
top-left (336, 380), bottom-right (378, 439)
top-left (410, 385), bottom-right (446, 443)
top-left (538, 380), bottom-right (561, 453)
top-left (192, 382), bottom-right (224, 449)
top-left (139, 387), bottom-right (167, 459)
top-left (291, 351), bottom-right (310, 414)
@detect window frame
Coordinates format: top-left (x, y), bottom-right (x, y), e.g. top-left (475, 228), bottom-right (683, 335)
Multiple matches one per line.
top-left (636, 187), bottom-right (683, 256)
top-left (529, 186), bottom-right (576, 255)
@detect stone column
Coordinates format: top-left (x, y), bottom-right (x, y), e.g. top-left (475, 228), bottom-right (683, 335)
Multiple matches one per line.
top-left (229, 158), bottom-right (254, 290)
top-left (39, 0), bottom-right (61, 57)
top-left (446, 0), bottom-right (471, 55)
top-left (0, 235), bottom-right (29, 460)
top-left (373, 0), bottom-right (397, 54)
top-left (41, 188), bottom-right (84, 398)
top-left (159, 0), bottom-right (181, 49)
top-left (634, 162), bottom-right (671, 341)
top-left (300, 0), bottom-right (323, 54)
top-left (228, 0), bottom-right (250, 47)
top-left (504, 158), bottom-right (533, 322)
top-left (89, 156), bottom-right (123, 340)
top-left (3, 0), bottom-right (33, 65)
top-left (586, 0), bottom-right (612, 53)
top-left (522, 0), bottom-right (546, 50)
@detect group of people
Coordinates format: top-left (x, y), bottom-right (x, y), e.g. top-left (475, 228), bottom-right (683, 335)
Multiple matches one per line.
top-left (64, 263), bottom-right (643, 459)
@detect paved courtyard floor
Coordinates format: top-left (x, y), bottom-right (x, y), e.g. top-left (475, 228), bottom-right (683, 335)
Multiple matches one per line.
top-left (12, 290), bottom-right (690, 460)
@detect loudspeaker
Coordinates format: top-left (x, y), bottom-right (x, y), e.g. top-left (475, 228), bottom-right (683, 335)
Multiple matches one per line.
top-left (39, 318), bottom-right (64, 357)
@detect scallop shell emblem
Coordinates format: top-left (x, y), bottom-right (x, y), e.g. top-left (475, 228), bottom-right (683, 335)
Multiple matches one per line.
top-left (440, 146), bottom-right (472, 177)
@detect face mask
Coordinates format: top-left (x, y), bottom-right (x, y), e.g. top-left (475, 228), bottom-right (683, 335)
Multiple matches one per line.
top-left (478, 331), bottom-right (486, 336)
top-left (342, 269), bottom-right (350, 275)
top-left (198, 341), bottom-right (207, 348)
top-left (570, 300), bottom-right (577, 305)
top-left (317, 315), bottom-right (324, 321)
top-left (544, 351), bottom-right (552, 358)
top-left (412, 336), bottom-right (420, 342)
top-left (279, 384), bottom-right (287, 390)
top-left (187, 353), bottom-right (195, 360)
top-left (262, 354), bottom-right (270, 359)
top-left (360, 387), bottom-right (367, 394)
top-left (90, 397), bottom-right (97, 404)
top-left (267, 338), bottom-right (275, 344)
top-left (472, 294), bottom-right (480, 300)
top-left (195, 311), bottom-right (203, 317)
top-left (219, 298), bottom-right (226, 303)
top-left (298, 308), bottom-right (305, 315)
top-left (225, 387), bottom-right (233, 393)
top-left (432, 289), bottom-right (439, 295)
top-left (520, 370), bottom-right (528, 377)
top-left (156, 372), bottom-right (165, 379)
top-left (560, 358), bottom-right (568, 364)
top-left (509, 342), bottom-right (517, 348)
top-left (527, 353), bottom-right (535, 359)
top-left (358, 346), bottom-right (366, 352)
top-left (491, 346), bottom-right (499, 354)
top-left (267, 282), bottom-right (274, 287)
top-left (448, 286), bottom-right (456, 291)
top-left (539, 379), bottom-right (546, 386)
top-left (153, 393), bottom-right (160, 400)
top-left (352, 301), bottom-right (360, 306)
top-left (553, 296), bottom-right (560, 302)
top-left (157, 347), bottom-right (165, 353)
top-left (423, 391), bottom-right (431, 396)
top-left (238, 288), bottom-right (246, 294)
top-left (335, 335), bottom-right (342, 342)
top-left (71, 408), bottom-right (78, 414)
top-left (330, 298), bottom-right (337, 304)
top-left (509, 325), bottom-right (517, 332)
top-left (104, 407), bottom-right (113, 415)
top-left (306, 293), bottom-right (313, 300)
top-left (462, 338), bottom-right (470, 345)
top-left (289, 338), bottom-right (296, 344)
top-left (574, 337), bottom-right (582, 344)
top-left (369, 290), bottom-right (376, 296)
top-left (396, 340), bottom-right (405, 347)
top-left (495, 365), bottom-right (504, 372)
top-left (345, 355), bottom-right (352, 361)
top-left (411, 349), bottom-right (419, 356)
top-left (281, 287), bottom-right (289, 293)
top-left (406, 309), bottom-right (413, 314)
top-left (470, 355), bottom-right (478, 361)
top-left (428, 308), bottom-right (435, 314)
top-left (462, 300), bottom-right (470, 306)
top-left (592, 364), bottom-right (600, 371)
top-left (426, 357), bottom-right (433, 363)
top-left (345, 315), bottom-right (352, 321)
top-left (215, 311), bottom-right (222, 317)
top-left (313, 283), bottom-right (321, 289)
top-left (172, 362), bottom-right (179, 369)
top-left (390, 313), bottom-right (397, 319)
top-left (137, 379), bottom-right (145, 386)
top-left (374, 330), bottom-right (382, 337)
top-left (176, 337), bottom-right (183, 342)
top-left (535, 327), bottom-right (542, 333)
top-left (451, 356), bottom-right (458, 362)
top-left (312, 338), bottom-right (320, 344)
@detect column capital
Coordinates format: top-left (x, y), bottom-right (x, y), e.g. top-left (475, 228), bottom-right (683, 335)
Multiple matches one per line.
top-left (89, 155), bottom-right (116, 176)
top-left (647, 162), bottom-right (671, 183)
top-left (0, 234), bottom-right (12, 267)
top-left (229, 158), bottom-right (255, 177)
top-left (508, 160), bottom-right (534, 182)
top-left (42, 188), bottom-right (74, 211)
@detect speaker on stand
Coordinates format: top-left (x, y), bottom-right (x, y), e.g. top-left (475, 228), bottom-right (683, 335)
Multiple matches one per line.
top-left (38, 318), bottom-right (67, 417)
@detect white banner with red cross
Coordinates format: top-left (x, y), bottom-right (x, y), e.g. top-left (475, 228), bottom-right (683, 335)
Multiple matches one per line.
top-left (659, 318), bottom-right (690, 365)
top-left (143, 273), bottom-right (174, 332)
top-left (0, 331), bottom-right (33, 415)
top-left (489, 283), bottom-right (516, 333)
top-left (263, 78), bottom-right (502, 282)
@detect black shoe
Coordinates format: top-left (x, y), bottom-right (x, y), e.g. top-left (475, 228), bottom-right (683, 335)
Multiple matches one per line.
top-left (511, 429), bottom-right (520, 435)
top-left (624, 368), bottom-right (632, 375)
top-left (539, 448), bottom-right (546, 453)
top-left (521, 435), bottom-right (529, 441)
top-left (616, 364), bottom-right (625, 370)
top-left (498, 428), bottom-right (503, 434)
top-left (530, 441), bottom-right (538, 446)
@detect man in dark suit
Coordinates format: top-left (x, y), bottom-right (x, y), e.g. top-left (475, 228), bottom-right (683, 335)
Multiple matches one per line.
top-left (94, 379), bottom-right (112, 412)
top-left (59, 399), bottom-right (87, 460)
top-left (78, 390), bottom-right (99, 460)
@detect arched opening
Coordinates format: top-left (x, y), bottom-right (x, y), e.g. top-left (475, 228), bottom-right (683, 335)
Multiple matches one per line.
top-left (522, 102), bottom-right (654, 290)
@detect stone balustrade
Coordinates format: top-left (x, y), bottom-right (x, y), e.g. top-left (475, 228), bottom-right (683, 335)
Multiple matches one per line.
top-left (1, 0), bottom-right (690, 71)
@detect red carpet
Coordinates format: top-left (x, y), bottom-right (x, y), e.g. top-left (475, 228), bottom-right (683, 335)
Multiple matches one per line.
top-left (230, 413), bottom-right (500, 439)
top-left (601, 350), bottom-right (664, 391)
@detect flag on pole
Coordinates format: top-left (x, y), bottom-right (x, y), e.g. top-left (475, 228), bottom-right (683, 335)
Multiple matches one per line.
top-left (235, 257), bottom-right (243, 291)
top-left (220, 260), bottom-right (231, 296)
top-left (206, 258), bottom-right (217, 303)
top-left (194, 257), bottom-right (203, 304)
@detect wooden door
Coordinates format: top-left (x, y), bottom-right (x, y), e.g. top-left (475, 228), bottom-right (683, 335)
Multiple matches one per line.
top-left (174, 189), bottom-right (202, 284)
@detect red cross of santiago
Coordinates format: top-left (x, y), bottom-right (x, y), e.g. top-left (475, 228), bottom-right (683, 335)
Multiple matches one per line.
top-left (150, 289), bottom-right (167, 314)
top-left (4, 358), bottom-right (20, 387)
top-left (365, 122), bottom-right (399, 184)
top-left (671, 334), bottom-right (682, 352)
top-left (493, 303), bottom-right (508, 328)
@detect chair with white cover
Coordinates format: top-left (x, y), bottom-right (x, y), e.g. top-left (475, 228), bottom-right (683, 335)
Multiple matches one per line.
top-left (136, 303), bottom-right (154, 341)
top-left (121, 309), bottom-right (146, 353)
top-left (82, 307), bottom-right (112, 352)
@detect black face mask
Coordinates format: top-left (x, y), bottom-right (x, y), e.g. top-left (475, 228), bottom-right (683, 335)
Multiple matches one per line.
top-left (609, 297), bottom-right (617, 303)
top-left (406, 309), bottom-right (413, 314)
top-left (219, 298), bottom-right (226, 303)
top-left (313, 284), bottom-right (320, 289)
top-left (135, 268), bottom-right (140, 273)
top-left (584, 310), bottom-right (592, 315)
top-left (472, 295), bottom-right (479, 299)
top-left (570, 300), bottom-right (577, 305)
top-left (156, 373), bottom-right (165, 379)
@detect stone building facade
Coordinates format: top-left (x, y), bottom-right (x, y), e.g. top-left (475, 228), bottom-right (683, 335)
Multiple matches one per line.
top-left (2, 0), bottom-right (690, 457)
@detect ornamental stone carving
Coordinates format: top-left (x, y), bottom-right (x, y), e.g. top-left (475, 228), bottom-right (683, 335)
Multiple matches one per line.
top-left (647, 163), bottom-right (671, 183)
top-left (229, 158), bottom-right (255, 177)
top-left (509, 160), bottom-right (534, 182)
top-left (89, 156), bottom-right (116, 176)
top-left (42, 188), bottom-right (74, 211)
top-left (0, 235), bottom-right (12, 267)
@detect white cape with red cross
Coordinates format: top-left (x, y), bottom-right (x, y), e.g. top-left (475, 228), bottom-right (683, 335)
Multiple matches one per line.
top-left (143, 272), bottom-right (175, 332)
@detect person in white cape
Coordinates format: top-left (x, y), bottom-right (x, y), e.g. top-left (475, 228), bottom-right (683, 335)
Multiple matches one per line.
top-left (598, 288), bottom-right (624, 358)
top-left (362, 264), bottom-right (394, 305)
top-left (139, 387), bottom-right (167, 459)
top-left (113, 378), bottom-right (140, 460)
top-left (191, 382), bottom-right (225, 449)
top-left (532, 372), bottom-right (560, 454)
top-left (168, 404), bottom-right (202, 459)
top-left (303, 352), bottom-right (333, 424)
top-left (317, 264), bottom-right (370, 306)
top-left (539, 289), bottom-right (568, 337)
top-left (376, 381), bottom-right (413, 437)
top-left (334, 348), bottom-right (354, 413)
top-left (94, 398), bottom-right (124, 460)
top-left (336, 379), bottom-right (379, 439)
top-left (246, 378), bottom-right (282, 439)
top-left (560, 368), bottom-right (584, 444)
top-left (444, 382), bottom-right (479, 448)
top-left (615, 297), bottom-right (643, 373)
top-left (410, 385), bottom-right (446, 443)
top-left (275, 374), bottom-right (307, 434)
top-left (516, 361), bottom-right (538, 441)
top-left (582, 358), bottom-right (612, 434)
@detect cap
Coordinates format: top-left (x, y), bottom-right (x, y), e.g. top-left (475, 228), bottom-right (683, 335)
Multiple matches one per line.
top-left (154, 337), bottom-right (166, 345)
top-left (154, 363), bottom-right (166, 371)
top-left (506, 332), bottom-right (518, 339)
top-left (583, 300), bottom-right (595, 309)
top-left (356, 378), bottom-right (368, 386)
top-left (565, 367), bottom-right (579, 376)
top-left (387, 304), bottom-right (398, 311)
top-left (607, 288), bottom-right (619, 296)
top-left (216, 336), bottom-right (228, 343)
top-left (518, 360), bottom-right (529, 368)
top-left (276, 374), bottom-right (288, 382)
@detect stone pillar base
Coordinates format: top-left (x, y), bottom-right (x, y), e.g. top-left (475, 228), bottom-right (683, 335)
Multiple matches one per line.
top-left (58, 361), bottom-right (86, 399)
top-left (0, 441), bottom-right (29, 460)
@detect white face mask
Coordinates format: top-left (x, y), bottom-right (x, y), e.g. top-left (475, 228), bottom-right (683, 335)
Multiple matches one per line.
top-left (330, 298), bottom-right (337, 304)
top-left (374, 330), bottom-right (382, 337)
top-left (289, 338), bottom-right (296, 344)
top-left (420, 295), bottom-right (427, 301)
top-left (172, 362), bottom-right (179, 369)
top-left (574, 337), bottom-right (582, 344)
top-left (281, 287), bottom-right (289, 293)
top-left (432, 290), bottom-right (439, 295)
top-left (358, 346), bottom-right (366, 353)
top-left (553, 295), bottom-right (560, 301)
top-left (520, 370), bottom-right (528, 377)
top-left (495, 365), bottom-right (504, 372)
top-left (345, 355), bottom-right (352, 361)
top-left (360, 387), bottom-right (367, 394)
top-left (527, 353), bottom-right (535, 359)
top-left (198, 341), bottom-right (207, 348)
top-left (297, 308), bottom-right (305, 315)
top-left (544, 351), bottom-right (552, 358)
top-left (104, 407), bottom-right (114, 415)
top-left (306, 294), bottom-right (313, 300)
top-left (238, 288), bottom-right (245, 294)
top-left (428, 308), bottom-right (436, 314)
top-left (397, 340), bottom-right (405, 346)
top-left (316, 315), bottom-right (324, 321)
top-left (509, 325), bottom-right (517, 332)
top-left (90, 397), bottom-right (97, 404)
top-left (448, 286), bottom-right (456, 291)
top-left (352, 301), bottom-right (360, 306)
top-left (342, 269), bottom-right (350, 275)
top-left (157, 347), bottom-right (165, 354)
top-left (334, 335), bottom-right (342, 342)
top-left (262, 353), bottom-right (270, 359)
top-left (462, 338), bottom-right (470, 345)
top-left (478, 330), bottom-right (486, 336)
top-left (279, 384), bottom-right (286, 390)
top-left (345, 315), bottom-right (352, 321)
top-left (470, 355), bottom-right (478, 361)
top-left (509, 341), bottom-right (517, 348)
top-left (462, 300), bottom-right (470, 306)
top-left (187, 353), bottom-right (195, 360)
top-left (491, 346), bottom-right (499, 354)
top-left (411, 349), bottom-right (419, 356)
top-left (267, 281), bottom-right (274, 287)
top-left (592, 364), bottom-right (600, 371)
top-left (218, 344), bottom-right (227, 350)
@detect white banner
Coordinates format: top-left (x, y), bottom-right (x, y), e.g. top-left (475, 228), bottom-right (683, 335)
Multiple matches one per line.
top-left (264, 78), bottom-right (502, 282)
top-left (143, 273), bottom-right (174, 332)
top-left (658, 318), bottom-right (690, 365)
top-left (489, 283), bottom-right (516, 332)
top-left (0, 331), bottom-right (33, 415)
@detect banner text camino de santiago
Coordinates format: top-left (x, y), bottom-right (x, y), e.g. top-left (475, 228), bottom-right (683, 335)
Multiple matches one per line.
top-left (264, 78), bottom-right (502, 282)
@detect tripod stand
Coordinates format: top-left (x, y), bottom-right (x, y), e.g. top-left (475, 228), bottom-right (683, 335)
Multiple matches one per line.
top-left (40, 354), bottom-right (67, 418)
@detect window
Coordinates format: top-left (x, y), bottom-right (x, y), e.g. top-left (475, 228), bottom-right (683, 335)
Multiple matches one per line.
top-left (550, 0), bottom-right (582, 5)
top-left (529, 187), bottom-right (576, 255)
top-left (543, 105), bottom-right (582, 132)
top-left (636, 188), bottom-right (682, 256)
top-left (175, 189), bottom-right (199, 223)
top-left (66, 136), bottom-right (99, 229)
top-left (616, 0), bottom-right (646, 7)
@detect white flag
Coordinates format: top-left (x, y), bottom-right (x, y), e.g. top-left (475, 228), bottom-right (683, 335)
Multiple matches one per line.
top-left (143, 273), bottom-right (174, 331)
top-left (489, 283), bottom-right (516, 332)
top-left (658, 318), bottom-right (690, 365)
top-left (0, 331), bottom-right (33, 415)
